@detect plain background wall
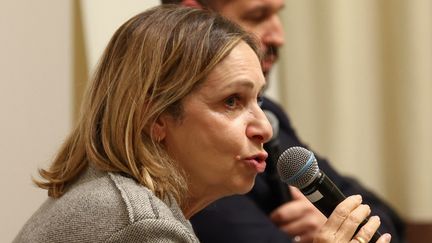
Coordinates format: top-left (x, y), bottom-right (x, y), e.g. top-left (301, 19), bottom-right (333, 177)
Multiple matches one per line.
top-left (0, 1), bottom-right (72, 242)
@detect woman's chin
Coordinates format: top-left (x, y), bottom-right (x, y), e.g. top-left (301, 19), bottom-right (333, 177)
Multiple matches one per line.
top-left (234, 175), bottom-right (257, 195)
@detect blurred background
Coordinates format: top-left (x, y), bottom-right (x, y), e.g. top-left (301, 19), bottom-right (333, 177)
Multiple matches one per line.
top-left (1, 0), bottom-right (430, 242)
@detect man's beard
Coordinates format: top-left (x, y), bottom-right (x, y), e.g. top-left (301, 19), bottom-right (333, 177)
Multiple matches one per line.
top-left (262, 44), bottom-right (279, 77)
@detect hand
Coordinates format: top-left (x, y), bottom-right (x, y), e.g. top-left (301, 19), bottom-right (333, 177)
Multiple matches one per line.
top-left (314, 194), bottom-right (392, 243)
top-left (270, 186), bottom-right (327, 243)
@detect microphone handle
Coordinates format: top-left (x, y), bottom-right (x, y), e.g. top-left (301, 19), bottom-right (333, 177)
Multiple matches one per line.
top-left (301, 171), bottom-right (381, 243)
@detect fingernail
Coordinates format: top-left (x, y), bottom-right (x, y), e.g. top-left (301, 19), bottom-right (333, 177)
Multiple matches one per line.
top-left (370, 215), bottom-right (380, 222)
top-left (354, 194), bottom-right (362, 202)
top-left (384, 233), bottom-right (392, 242)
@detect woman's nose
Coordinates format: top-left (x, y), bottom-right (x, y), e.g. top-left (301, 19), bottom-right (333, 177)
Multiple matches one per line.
top-left (246, 108), bottom-right (273, 144)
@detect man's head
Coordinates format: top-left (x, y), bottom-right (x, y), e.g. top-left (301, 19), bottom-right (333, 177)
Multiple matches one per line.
top-left (162, 0), bottom-right (285, 77)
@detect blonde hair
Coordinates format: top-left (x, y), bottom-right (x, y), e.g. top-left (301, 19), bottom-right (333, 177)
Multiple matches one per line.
top-left (35, 5), bottom-right (260, 206)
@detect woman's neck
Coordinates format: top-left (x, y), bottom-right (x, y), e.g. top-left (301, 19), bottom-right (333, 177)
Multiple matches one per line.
top-left (181, 184), bottom-right (224, 219)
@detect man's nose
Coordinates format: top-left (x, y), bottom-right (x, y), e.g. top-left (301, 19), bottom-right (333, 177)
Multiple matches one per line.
top-left (262, 15), bottom-right (285, 47)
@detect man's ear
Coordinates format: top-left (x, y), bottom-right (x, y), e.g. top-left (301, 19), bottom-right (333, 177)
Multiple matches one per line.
top-left (181, 0), bottom-right (203, 9)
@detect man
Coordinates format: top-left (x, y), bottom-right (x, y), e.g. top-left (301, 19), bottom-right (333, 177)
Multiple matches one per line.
top-left (161, 1), bottom-right (405, 242)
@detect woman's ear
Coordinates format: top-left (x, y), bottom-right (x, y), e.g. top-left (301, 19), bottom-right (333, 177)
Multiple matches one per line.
top-left (181, 0), bottom-right (203, 9)
top-left (151, 115), bottom-right (168, 142)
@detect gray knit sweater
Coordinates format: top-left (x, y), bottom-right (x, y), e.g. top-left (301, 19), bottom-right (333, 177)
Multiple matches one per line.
top-left (14, 166), bottom-right (199, 243)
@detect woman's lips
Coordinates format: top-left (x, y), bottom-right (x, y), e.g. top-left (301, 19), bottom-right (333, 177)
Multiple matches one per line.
top-left (244, 152), bottom-right (268, 173)
top-left (244, 158), bottom-right (267, 173)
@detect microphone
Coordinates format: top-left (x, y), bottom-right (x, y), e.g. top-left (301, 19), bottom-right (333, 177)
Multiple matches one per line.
top-left (277, 146), bottom-right (381, 242)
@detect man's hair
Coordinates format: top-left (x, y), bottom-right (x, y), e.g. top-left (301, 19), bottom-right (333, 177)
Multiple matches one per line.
top-left (35, 5), bottom-right (259, 206)
top-left (161, 0), bottom-right (182, 3)
top-left (161, 0), bottom-right (210, 6)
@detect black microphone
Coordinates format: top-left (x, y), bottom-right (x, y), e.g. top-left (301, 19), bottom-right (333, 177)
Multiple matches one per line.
top-left (276, 146), bottom-right (381, 242)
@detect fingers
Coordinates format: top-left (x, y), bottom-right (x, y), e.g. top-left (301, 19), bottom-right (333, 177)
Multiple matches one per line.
top-left (375, 233), bottom-right (392, 243)
top-left (317, 195), bottom-right (370, 242)
top-left (290, 186), bottom-right (307, 200)
top-left (316, 195), bottom-right (391, 243)
top-left (270, 187), bottom-right (326, 243)
top-left (351, 232), bottom-right (392, 243)
top-left (350, 215), bottom-right (380, 243)
top-left (321, 195), bottom-right (363, 234)
top-left (351, 233), bottom-right (392, 243)
top-left (336, 203), bottom-right (371, 241)
top-left (270, 195), bottom-right (314, 224)
top-left (350, 216), bottom-right (392, 243)
top-left (279, 210), bottom-right (325, 236)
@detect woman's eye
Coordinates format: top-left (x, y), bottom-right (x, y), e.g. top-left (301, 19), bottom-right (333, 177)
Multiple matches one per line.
top-left (224, 95), bottom-right (240, 109)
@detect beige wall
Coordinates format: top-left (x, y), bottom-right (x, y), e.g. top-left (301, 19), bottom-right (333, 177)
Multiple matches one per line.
top-left (279, 0), bottom-right (432, 221)
top-left (81, 0), bottom-right (159, 72)
top-left (0, 1), bottom-right (72, 242)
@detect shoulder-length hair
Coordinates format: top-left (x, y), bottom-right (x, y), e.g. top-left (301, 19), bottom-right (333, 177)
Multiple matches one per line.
top-left (35, 5), bottom-right (260, 206)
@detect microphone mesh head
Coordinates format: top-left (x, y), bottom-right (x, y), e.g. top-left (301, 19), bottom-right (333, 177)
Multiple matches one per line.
top-left (277, 146), bottom-right (320, 189)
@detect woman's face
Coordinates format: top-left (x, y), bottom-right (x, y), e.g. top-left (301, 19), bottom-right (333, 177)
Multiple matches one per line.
top-left (161, 42), bottom-right (272, 199)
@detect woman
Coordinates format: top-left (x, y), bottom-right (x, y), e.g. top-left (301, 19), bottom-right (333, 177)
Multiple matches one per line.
top-left (14, 5), bottom-right (391, 243)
